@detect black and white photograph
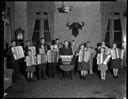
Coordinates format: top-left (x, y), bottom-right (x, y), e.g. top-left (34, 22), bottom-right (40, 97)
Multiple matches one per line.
top-left (3, 0), bottom-right (127, 98)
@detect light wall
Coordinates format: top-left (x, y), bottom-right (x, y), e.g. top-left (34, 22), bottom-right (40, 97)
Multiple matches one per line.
top-left (14, 1), bottom-right (28, 43)
top-left (54, 2), bottom-right (102, 47)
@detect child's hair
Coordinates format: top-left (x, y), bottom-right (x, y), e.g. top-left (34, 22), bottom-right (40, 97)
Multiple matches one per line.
top-left (56, 38), bottom-right (60, 41)
top-left (51, 40), bottom-right (56, 45)
top-left (11, 40), bottom-right (16, 43)
top-left (26, 40), bottom-right (30, 43)
top-left (86, 41), bottom-right (90, 44)
top-left (64, 40), bottom-right (68, 43)
top-left (78, 43), bottom-right (84, 48)
top-left (27, 49), bottom-right (32, 55)
top-left (40, 38), bottom-right (45, 41)
top-left (71, 40), bottom-right (75, 42)
top-left (112, 42), bottom-right (118, 46)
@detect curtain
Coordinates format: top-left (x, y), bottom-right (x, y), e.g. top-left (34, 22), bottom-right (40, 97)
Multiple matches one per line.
top-left (4, 6), bottom-right (12, 47)
top-left (120, 12), bottom-right (127, 67)
top-left (43, 1), bottom-right (55, 40)
top-left (101, 13), bottom-right (109, 42)
top-left (100, 2), bottom-right (111, 42)
top-left (120, 13), bottom-right (126, 43)
top-left (27, 2), bottom-right (39, 41)
top-left (30, 13), bottom-right (37, 43)
top-left (27, 2), bottom-right (55, 42)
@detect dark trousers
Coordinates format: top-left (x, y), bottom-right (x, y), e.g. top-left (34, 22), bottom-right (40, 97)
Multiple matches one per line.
top-left (37, 63), bottom-right (46, 79)
top-left (73, 56), bottom-right (78, 74)
top-left (12, 60), bottom-right (22, 83)
top-left (48, 63), bottom-right (57, 77)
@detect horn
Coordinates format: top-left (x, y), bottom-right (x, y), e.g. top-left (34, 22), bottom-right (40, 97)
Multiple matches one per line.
top-left (66, 22), bottom-right (71, 27)
top-left (80, 21), bottom-right (84, 27)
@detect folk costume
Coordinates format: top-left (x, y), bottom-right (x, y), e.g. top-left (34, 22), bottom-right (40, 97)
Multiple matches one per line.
top-left (110, 48), bottom-right (124, 78)
top-left (77, 48), bottom-right (91, 79)
top-left (97, 52), bottom-right (111, 80)
top-left (77, 48), bottom-right (91, 71)
top-left (110, 48), bottom-right (124, 69)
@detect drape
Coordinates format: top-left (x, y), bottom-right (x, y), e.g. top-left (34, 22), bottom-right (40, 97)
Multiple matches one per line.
top-left (27, 2), bottom-right (38, 42)
top-left (120, 12), bottom-right (127, 67)
top-left (100, 2), bottom-right (111, 42)
top-left (43, 1), bottom-right (55, 40)
top-left (101, 12), bottom-right (109, 42)
top-left (4, 6), bottom-right (12, 47)
top-left (120, 13), bottom-right (126, 43)
top-left (27, 2), bottom-right (55, 42)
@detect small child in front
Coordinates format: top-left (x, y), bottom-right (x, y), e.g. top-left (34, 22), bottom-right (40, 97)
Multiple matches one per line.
top-left (25, 50), bottom-right (36, 82)
top-left (97, 47), bottom-right (111, 80)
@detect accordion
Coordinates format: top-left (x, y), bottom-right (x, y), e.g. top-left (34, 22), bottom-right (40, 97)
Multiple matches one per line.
top-left (84, 51), bottom-right (91, 62)
top-left (78, 50), bottom-right (91, 62)
top-left (47, 50), bottom-right (59, 63)
top-left (12, 46), bottom-right (25, 60)
top-left (37, 54), bottom-right (46, 64)
top-left (97, 53), bottom-right (111, 65)
top-left (60, 55), bottom-right (73, 61)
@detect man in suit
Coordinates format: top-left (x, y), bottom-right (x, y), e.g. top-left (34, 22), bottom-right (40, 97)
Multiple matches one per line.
top-left (6, 40), bottom-right (21, 83)
top-left (60, 40), bottom-right (73, 55)
top-left (59, 40), bottom-right (73, 79)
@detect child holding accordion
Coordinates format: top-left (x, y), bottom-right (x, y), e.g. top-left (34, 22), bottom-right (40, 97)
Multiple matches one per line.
top-left (110, 43), bottom-right (124, 78)
top-left (25, 49), bottom-right (36, 82)
top-left (97, 47), bottom-right (111, 80)
top-left (77, 44), bottom-right (91, 80)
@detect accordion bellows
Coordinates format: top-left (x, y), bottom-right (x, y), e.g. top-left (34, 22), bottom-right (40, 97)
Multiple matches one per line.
top-left (47, 50), bottom-right (59, 63)
top-left (11, 46), bottom-right (25, 60)
top-left (60, 55), bottom-right (72, 62)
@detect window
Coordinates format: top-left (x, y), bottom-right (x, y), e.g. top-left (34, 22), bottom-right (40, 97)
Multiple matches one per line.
top-left (105, 12), bottom-right (122, 47)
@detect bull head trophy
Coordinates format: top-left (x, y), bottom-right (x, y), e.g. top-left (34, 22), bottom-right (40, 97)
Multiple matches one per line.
top-left (66, 21), bottom-right (84, 37)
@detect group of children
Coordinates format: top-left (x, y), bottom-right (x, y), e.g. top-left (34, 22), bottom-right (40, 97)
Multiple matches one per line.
top-left (24, 39), bottom-right (59, 81)
top-left (76, 41), bottom-right (124, 80)
top-left (23, 39), bottom-right (124, 82)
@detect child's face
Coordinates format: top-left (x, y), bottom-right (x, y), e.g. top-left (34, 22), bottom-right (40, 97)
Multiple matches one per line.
top-left (28, 51), bottom-right (32, 56)
top-left (41, 39), bottom-right (45, 44)
top-left (72, 41), bottom-right (75, 45)
top-left (86, 43), bottom-right (90, 48)
top-left (50, 45), bottom-right (54, 50)
top-left (102, 42), bottom-right (105, 46)
top-left (12, 41), bottom-right (16, 47)
top-left (27, 41), bottom-right (30, 46)
top-left (56, 40), bottom-right (60, 44)
top-left (65, 41), bottom-right (69, 47)
top-left (81, 45), bottom-right (84, 49)
top-left (113, 44), bottom-right (117, 48)
top-left (100, 48), bottom-right (104, 53)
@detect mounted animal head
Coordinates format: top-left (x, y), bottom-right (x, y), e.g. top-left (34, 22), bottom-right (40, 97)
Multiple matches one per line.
top-left (66, 21), bottom-right (84, 37)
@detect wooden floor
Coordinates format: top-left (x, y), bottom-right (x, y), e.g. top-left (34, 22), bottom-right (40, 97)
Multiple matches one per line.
top-left (4, 69), bottom-right (126, 98)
